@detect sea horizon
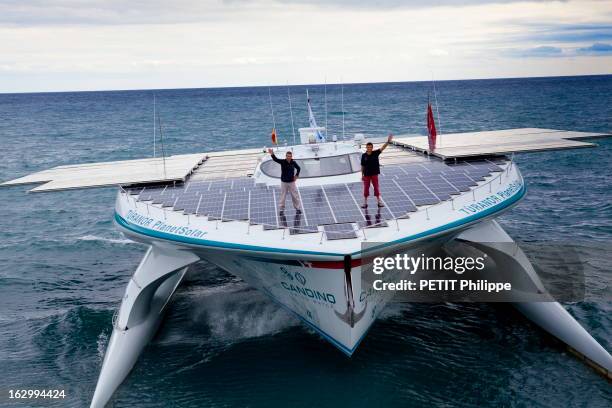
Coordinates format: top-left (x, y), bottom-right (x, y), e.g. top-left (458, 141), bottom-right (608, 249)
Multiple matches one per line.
top-left (2, 72), bottom-right (610, 96)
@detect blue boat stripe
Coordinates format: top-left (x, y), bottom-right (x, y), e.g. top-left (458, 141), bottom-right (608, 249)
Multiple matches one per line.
top-left (114, 213), bottom-right (341, 256)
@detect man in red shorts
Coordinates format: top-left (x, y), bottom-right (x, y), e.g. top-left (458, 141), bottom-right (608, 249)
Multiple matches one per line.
top-left (360, 134), bottom-right (393, 208)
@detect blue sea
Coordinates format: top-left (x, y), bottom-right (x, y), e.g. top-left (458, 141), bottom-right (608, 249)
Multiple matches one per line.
top-left (0, 76), bottom-right (611, 407)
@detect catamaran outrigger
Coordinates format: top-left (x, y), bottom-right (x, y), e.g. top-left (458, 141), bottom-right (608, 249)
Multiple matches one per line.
top-left (3, 95), bottom-right (611, 407)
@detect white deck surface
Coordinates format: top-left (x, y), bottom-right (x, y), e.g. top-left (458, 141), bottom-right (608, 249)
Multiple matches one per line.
top-left (190, 150), bottom-right (264, 180)
top-left (393, 128), bottom-right (609, 159)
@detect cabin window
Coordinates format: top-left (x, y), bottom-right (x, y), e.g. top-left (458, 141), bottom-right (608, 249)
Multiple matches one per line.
top-left (349, 153), bottom-right (362, 172)
top-left (260, 154), bottom-right (358, 179)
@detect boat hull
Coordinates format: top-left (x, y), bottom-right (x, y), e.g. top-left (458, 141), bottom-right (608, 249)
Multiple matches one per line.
top-left (118, 217), bottom-right (456, 354)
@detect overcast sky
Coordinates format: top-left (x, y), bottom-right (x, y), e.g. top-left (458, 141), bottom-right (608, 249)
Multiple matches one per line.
top-left (1, 0), bottom-right (611, 92)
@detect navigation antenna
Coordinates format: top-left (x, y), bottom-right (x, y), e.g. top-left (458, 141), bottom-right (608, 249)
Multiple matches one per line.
top-left (431, 73), bottom-right (442, 147)
top-left (156, 104), bottom-right (168, 178)
top-left (153, 94), bottom-right (156, 157)
top-left (324, 77), bottom-right (328, 139)
top-left (287, 83), bottom-right (296, 145)
top-left (341, 81), bottom-right (346, 140)
top-left (268, 87), bottom-right (279, 147)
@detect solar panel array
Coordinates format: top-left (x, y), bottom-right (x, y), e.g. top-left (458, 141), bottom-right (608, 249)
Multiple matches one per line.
top-left (132, 158), bottom-right (505, 240)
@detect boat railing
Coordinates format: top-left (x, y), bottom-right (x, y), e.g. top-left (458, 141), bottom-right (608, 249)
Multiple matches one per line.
top-left (118, 154), bottom-right (516, 241)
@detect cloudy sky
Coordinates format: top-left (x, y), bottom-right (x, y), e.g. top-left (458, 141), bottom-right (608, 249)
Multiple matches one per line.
top-left (1, 0), bottom-right (611, 92)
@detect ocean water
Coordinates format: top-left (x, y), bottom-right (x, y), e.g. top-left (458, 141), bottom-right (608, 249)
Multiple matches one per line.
top-left (0, 76), bottom-right (611, 407)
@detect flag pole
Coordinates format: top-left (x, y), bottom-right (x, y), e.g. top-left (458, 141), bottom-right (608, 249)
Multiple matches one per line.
top-left (431, 73), bottom-right (442, 147)
top-left (427, 91), bottom-right (431, 156)
top-left (268, 87), bottom-right (277, 148)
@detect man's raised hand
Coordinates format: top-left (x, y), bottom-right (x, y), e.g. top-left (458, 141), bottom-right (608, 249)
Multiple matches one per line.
top-left (267, 148), bottom-right (274, 154)
top-left (387, 134), bottom-right (394, 142)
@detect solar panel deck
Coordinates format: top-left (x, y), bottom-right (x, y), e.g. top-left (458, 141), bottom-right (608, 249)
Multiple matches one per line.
top-left (132, 157), bottom-right (505, 240)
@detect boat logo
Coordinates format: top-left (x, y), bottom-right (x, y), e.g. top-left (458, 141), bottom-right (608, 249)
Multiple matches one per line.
top-left (279, 262), bottom-right (336, 305)
top-left (280, 266), bottom-right (293, 281)
top-left (295, 272), bottom-right (307, 285)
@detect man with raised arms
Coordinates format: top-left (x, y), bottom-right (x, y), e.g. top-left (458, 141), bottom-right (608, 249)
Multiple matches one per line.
top-left (267, 148), bottom-right (302, 214)
top-left (361, 134), bottom-right (393, 208)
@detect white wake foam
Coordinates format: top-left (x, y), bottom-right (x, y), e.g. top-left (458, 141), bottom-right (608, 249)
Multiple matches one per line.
top-left (192, 284), bottom-right (299, 341)
top-left (78, 235), bottom-right (134, 245)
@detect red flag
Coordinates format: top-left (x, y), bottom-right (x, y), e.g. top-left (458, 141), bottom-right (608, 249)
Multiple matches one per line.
top-left (271, 128), bottom-right (277, 145)
top-left (427, 102), bottom-right (437, 153)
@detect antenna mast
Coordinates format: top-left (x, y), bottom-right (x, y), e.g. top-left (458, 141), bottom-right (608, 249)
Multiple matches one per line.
top-left (341, 82), bottom-right (346, 140)
top-left (156, 106), bottom-right (167, 178)
top-left (153, 94), bottom-right (156, 158)
top-left (287, 83), bottom-right (296, 145)
top-left (324, 77), bottom-right (328, 138)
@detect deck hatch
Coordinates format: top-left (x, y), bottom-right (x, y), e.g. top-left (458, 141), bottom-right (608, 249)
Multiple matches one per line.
top-left (323, 223), bottom-right (358, 240)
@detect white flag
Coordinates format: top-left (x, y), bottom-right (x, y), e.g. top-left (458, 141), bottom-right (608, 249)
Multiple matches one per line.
top-left (307, 89), bottom-right (325, 142)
